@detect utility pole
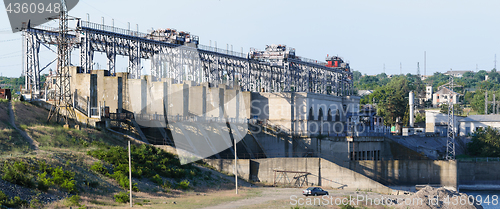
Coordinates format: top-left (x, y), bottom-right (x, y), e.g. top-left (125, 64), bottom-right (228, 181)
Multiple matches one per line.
top-left (234, 130), bottom-right (238, 194)
top-left (128, 140), bottom-right (133, 207)
top-left (400, 62), bottom-right (402, 75)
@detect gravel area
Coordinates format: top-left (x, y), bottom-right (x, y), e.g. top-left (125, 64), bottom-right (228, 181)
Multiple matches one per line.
top-left (0, 179), bottom-right (64, 204)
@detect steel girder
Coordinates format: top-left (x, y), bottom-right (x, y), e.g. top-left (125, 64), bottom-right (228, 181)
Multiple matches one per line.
top-left (24, 22), bottom-right (353, 97)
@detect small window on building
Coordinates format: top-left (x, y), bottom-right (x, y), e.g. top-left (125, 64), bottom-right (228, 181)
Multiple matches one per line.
top-left (53, 79), bottom-right (56, 84)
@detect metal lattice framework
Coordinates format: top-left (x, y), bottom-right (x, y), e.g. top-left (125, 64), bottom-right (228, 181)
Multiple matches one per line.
top-left (446, 73), bottom-right (455, 160)
top-left (23, 19), bottom-right (354, 98)
top-left (46, 0), bottom-right (77, 124)
top-left (273, 170), bottom-right (310, 187)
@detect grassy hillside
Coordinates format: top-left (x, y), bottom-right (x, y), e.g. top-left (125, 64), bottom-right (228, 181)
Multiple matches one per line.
top-left (0, 101), bottom-right (240, 208)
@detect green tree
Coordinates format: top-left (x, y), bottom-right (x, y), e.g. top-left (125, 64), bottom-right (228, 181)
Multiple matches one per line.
top-left (467, 126), bottom-right (500, 157)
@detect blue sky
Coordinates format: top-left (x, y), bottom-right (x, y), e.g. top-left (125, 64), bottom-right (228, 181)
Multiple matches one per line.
top-left (0, 0), bottom-right (499, 77)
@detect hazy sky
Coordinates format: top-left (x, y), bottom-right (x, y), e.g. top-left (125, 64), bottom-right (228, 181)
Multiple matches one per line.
top-left (1, 0), bottom-right (499, 77)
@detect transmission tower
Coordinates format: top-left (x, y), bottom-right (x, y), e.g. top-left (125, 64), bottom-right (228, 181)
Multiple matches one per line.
top-left (417, 62), bottom-right (420, 76)
top-left (446, 69), bottom-right (456, 160)
top-left (47, 0), bottom-right (76, 126)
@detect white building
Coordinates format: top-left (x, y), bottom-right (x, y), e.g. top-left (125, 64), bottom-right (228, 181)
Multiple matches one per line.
top-left (425, 110), bottom-right (462, 136)
top-left (459, 115), bottom-right (500, 136)
top-left (443, 70), bottom-right (472, 78)
top-left (426, 86), bottom-right (433, 101)
top-left (432, 87), bottom-right (461, 107)
top-left (357, 90), bottom-right (373, 97)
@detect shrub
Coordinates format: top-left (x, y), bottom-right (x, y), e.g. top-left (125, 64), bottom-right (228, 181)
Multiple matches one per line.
top-left (90, 161), bottom-right (108, 175)
top-left (30, 198), bottom-right (42, 208)
top-left (176, 180), bottom-right (190, 190)
top-left (37, 160), bottom-right (52, 173)
top-left (37, 172), bottom-right (52, 191)
top-left (162, 180), bottom-right (172, 189)
top-left (61, 179), bottom-right (77, 193)
top-left (2, 161), bottom-right (35, 188)
top-left (0, 191), bottom-right (7, 202)
top-left (88, 144), bottom-right (201, 190)
top-left (0, 191), bottom-right (28, 208)
top-left (149, 174), bottom-right (162, 186)
top-left (114, 192), bottom-right (129, 203)
top-left (51, 166), bottom-right (77, 193)
top-left (64, 195), bottom-right (81, 207)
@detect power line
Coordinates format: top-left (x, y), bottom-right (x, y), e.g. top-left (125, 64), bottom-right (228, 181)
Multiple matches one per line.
top-left (0, 64), bottom-right (21, 67)
top-left (0, 38), bottom-right (21, 43)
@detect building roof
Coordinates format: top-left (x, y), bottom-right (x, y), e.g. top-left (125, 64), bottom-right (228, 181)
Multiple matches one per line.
top-left (357, 90), bottom-right (373, 96)
top-left (444, 70), bottom-right (472, 75)
top-left (434, 87), bottom-right (461, 96)
top-left (460, 115), bottom-right (500, 122)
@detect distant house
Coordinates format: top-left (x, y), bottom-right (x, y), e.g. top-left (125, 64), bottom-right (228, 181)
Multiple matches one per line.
top-left (0, 87), bottom-right (11, 100)
top-left (444, 70), bottom-right (472, 78)
top-left (357, 90), bottom-right (373, 97)
top-left (432, 87), bottom-right (461, 107)
top-left (425, 86), bottom-right (433, 101)
top-left (425, 110), bottom-right (462, 136)
top-left (459, 115), bottom-right (500, 136)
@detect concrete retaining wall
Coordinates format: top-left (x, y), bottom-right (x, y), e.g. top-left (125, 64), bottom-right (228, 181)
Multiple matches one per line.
top-left (203, 157), bottom-right (393, 194)
top-left (349, 160), bottom-right (457, 189)
top-left (202, 159), bottom-right (251, 180)
top-left (459, 161), bottom-right (500, 185)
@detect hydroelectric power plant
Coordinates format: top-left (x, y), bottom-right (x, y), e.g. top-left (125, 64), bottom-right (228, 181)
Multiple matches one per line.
top-left (21, 16), bottom-right (493, 193)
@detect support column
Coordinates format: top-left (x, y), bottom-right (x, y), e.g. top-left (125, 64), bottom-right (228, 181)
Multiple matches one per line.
top-left (106, 36), bottom-right (116, 75)
top-left (80, 33), bottom-right (94, 74)
top-left (24, 32), bottom-right (40, 94)
top-left (128, 39), bottom-right (141, 79)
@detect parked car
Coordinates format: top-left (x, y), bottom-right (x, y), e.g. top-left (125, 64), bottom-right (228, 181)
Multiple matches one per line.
top-left (302, 187), bottom-right (329, 196)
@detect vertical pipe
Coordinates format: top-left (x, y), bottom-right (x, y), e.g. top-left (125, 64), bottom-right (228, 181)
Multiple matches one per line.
top-left (86, 13), bottom-right (89, 22)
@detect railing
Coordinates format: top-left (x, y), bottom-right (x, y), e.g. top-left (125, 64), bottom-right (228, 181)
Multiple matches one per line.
top-left (80, 20), bottom-right (149, 38)
top-left (297, 57), bottom-right (328, 66)
top-left (197, 45), bottom-right (247, 58)
top-left (90, 107), bottom-right (99, 117)
top-left (109, 112), bottom-right (135, 121)
top-left (457, 157), bottom-right (500, 162)
top-left (132, 113), bottom-right (249, 124)
top-left (74, 94), bottom-right (88, 116)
